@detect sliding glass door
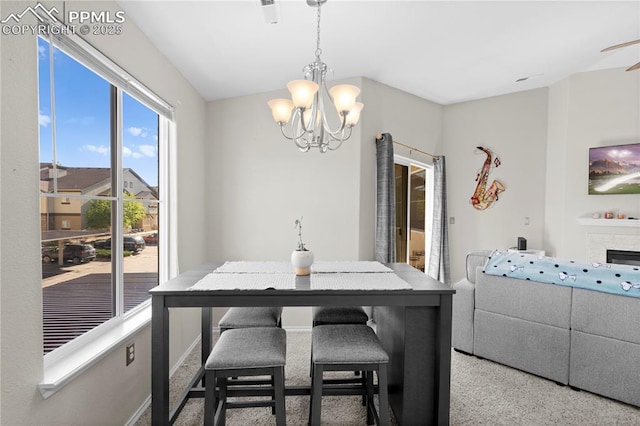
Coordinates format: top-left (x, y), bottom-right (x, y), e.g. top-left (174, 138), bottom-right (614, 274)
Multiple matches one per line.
top-left (395, 157), bottom-right (433, 272)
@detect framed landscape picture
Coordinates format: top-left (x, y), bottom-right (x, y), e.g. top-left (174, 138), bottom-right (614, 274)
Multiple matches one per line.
top-left (588, 142), bottom-right (640, 195)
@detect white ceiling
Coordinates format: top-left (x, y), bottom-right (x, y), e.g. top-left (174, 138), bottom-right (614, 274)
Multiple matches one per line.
top-left (116, 1), bottom-right (640, 105)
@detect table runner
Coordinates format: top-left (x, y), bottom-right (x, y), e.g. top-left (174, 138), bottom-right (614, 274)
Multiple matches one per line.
top-left (212, 261), bottom-right (294, 273)
top-left (310, 272), bottom-right (412, 290)
top-left (311, 261), bottom-right (393, 273)
top-left (187, 272), bottom-right (295, 290)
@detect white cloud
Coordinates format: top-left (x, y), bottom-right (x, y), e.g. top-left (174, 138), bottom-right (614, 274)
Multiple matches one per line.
top-left (132, 152), bottom-right (143, 159)
top-left (84, 145), bottom-right (109, 155)
top-left (123, 146), bottom-right (132, 157)
top-left (139, 144), bottom-right (157, 157)
top-left (39, 113), bottom-right (51, 127)
top-left (66, 116), bottom-right (95, 126)
top-left (128, 127), bottom-right (143, 137)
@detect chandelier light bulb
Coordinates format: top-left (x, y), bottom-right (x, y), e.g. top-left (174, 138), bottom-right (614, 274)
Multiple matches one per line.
top-left (329, 84), bottom-right (360, 113)
top-left (345, 102), bottom-right (364, 127)
top-left (268, 98), bottom-right (295, 124)
top-left (287, 80), bottom-right (319, 109)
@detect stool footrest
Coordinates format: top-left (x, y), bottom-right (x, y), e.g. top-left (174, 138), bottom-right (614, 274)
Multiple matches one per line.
top-left (226, 400), bottom-right (275, 410)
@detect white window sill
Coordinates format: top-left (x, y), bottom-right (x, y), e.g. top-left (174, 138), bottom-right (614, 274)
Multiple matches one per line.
top-left (39, 303), bottom-right (151, 399)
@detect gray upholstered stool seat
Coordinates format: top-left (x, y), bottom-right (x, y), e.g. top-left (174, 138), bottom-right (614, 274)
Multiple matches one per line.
top-left (218, 307), bottom-right (283, 333)
top-left (204, 327), bottom-right (286, 426)
top-left (310, 324), bottom-right (390, 426)
top-left (312, 306), bottom-right (369, 326)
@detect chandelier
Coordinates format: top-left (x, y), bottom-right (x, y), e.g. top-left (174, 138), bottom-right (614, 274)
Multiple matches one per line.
top-left (267, 0), bottom-right (363, 153)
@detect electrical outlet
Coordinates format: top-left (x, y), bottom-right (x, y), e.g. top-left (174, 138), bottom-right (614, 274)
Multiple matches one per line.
top-left (126, 343), bottom-right (135, 366)
top-left (524, 216), bottom-right (530, 226)
top-left (449, 217), bottom-right (455, 225)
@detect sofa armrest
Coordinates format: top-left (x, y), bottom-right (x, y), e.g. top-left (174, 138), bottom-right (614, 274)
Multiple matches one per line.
top-left (452, 279), bottom-right (475, 354)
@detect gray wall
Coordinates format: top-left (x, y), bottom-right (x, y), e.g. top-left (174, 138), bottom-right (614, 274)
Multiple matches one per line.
top-left (441, 89), bottom-right (549, 281)
top-left (0, 1), bottom-right (207, 424)
top-left (545, 68), bottom-right (640, 259)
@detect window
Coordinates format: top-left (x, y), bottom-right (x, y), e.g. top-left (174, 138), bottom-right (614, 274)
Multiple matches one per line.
top-left (395, 156), bottom-right (434, 272)
top-left (38, 33), bottom-right (172, 355)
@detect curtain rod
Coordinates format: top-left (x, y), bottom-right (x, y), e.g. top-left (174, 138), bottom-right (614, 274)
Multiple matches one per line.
top-left (376, 133), bottom-right (440, 159)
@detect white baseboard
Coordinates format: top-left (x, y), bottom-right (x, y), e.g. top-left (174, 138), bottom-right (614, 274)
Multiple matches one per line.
top-left (125, 394), bottom-right (151, 426)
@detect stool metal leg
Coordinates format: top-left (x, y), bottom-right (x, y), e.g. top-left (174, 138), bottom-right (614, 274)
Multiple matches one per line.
top-left (365, 371), bottom-right (374, 425)
top-left (274, 366), bottom-right (286, 426)
top-left (218, 377), bottom-right (228, 426)
top-left (310, 363), bottom-right (324, 426)
top-left (204, 370), bottom-right (216, 425)
top-left (377, 366), bottom-right (390, 426)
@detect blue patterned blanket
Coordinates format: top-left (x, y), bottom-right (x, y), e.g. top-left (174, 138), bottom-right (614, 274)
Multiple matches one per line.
top-left (483, 250), bottom-right (640, 298)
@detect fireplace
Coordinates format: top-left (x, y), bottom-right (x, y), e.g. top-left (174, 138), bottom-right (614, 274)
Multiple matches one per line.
top-left (606, 250), bottom-right (640, 266)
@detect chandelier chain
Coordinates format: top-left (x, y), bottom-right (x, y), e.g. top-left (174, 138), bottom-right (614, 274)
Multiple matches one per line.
top-left (315, 2), bottom-right (322, 58)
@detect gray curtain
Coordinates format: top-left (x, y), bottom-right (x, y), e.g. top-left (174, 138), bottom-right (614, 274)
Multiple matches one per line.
top-left (375, 133), bottom-right (396, 263)
top-left (427, 156), bottom-right (451, 285)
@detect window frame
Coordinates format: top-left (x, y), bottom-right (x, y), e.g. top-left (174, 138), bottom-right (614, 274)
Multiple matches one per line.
top-left (37, 15), bottom-right (175, 397)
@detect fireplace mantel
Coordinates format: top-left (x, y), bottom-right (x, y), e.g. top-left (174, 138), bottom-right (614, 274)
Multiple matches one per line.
top-left (577, 218), bottom-right (640, 228)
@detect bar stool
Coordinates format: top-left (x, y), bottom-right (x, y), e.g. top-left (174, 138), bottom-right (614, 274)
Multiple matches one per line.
top-left (218, 307), bottom-right (283, 333)
top-left (311, 306), bottom-right (369, 383)
top-left (204, 327), bottom-right (286, 426)
top-left (309, 324), bottom-right (390, 426)
top-left (311, 306), bottom-right (368, 326)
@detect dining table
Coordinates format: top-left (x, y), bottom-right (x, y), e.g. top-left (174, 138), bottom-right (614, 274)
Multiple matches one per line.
top-left (150, 261), bottom-right (455, 425)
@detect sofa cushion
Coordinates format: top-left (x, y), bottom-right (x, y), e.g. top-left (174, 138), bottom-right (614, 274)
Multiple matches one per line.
top-left (570, 330), bottom-right (640, 407)
top-left (474, 309), bottom-right (570, 384)
top-left (465, 250), bottom-right (492, 283)
top-left (451, 279), bottom-right (475, 353)
top-left (476, 271), bottom-right (572, 328)
top-left (572, 288), bottom-right (640, 345)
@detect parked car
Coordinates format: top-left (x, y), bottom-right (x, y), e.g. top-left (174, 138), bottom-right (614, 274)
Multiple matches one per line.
top-left (93, 239), bottom-right (110, 249)
top-left (91, 236), bottom-right (146, 253)
top-left (143, 233), bottom-right (158, 245)
top-left (124, 236), bottom-right (146, 253)
top-left (42, 244), bottom-right (96, 264)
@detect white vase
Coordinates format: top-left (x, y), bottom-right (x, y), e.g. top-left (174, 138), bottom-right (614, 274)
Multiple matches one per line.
top-left (291, 250), bottom-right (314, 276)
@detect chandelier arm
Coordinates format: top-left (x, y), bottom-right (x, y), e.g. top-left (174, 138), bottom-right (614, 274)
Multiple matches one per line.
top-left (320, 110), bottom-right (348, 138)
top-left (315, 81), bottom-right (350, 137)
top-left (325, 127), bottom-right (352, 151)
top-left (290, 108), bottom-right (314, 140)
top-left (278, 125), bottom-right (297, 141)
top-left (294, 135), bottom-right (312, 151)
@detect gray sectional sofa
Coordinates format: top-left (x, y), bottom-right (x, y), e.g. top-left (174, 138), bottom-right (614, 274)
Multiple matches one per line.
top-left (452, 250), bottom-right (640, 408)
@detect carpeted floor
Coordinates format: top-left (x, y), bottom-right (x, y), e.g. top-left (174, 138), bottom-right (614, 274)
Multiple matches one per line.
top-left (135, 330), bottom-right (640, 425)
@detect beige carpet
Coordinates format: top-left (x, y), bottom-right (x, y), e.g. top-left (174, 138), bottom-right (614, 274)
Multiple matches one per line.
top-left (136, 330), bottom-right (640, 425)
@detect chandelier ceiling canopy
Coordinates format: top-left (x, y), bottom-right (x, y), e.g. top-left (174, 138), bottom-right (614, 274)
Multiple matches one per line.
top-left (268, 0), bottom-right (363, 153)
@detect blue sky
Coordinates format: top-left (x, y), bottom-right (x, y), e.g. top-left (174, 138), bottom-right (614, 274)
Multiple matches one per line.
top-left (38, 37), bottom-right (159, 187)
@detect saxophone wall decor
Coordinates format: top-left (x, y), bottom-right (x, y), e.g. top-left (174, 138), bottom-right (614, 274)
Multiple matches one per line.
top-left (471, 146), bottom-right (505, 210)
